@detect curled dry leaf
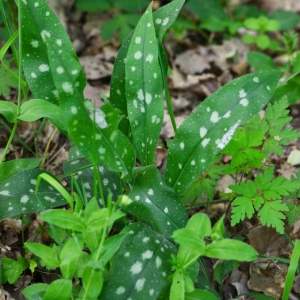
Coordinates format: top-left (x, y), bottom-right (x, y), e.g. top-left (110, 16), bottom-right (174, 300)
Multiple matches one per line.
top-left (247, 258), bottom-right (288, 299)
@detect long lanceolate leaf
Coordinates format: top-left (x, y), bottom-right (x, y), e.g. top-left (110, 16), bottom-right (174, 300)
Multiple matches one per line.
top-left (110, 0), bottom-right (185, 136)
top-left (165, 70), bottom-right (282, 195)
top-left (153, 0), bottom-right (185, 41)
top-left (20, 0), bottom-right (75, 104)
top-left (45, 40), bottom-right (135, 176)
top-left (125, 4), bottom-right (164, 165)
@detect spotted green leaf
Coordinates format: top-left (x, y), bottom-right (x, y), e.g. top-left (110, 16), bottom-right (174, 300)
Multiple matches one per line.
top-left (165, 70), bottom-right (282, 195)
top-left (45, 39), bottom-right (135, 177)
top-left (101, 223), bottom-right (177, 300)
top-left (153, 0), bottom-right (185, 41)
top-left (125, 4), bottom-right (163, 165)
top-left (19, 99), bottom-right (67, 133)
top-left (63, 155), bottom-right (120, 202)
top-left (0, 169), bottom-right (66, 219)
top-left (0, 158), bottom-right (41, 183)
top-left (110, 0), bottom-right (184, 136)
top-left (20, 0), bottom-right (75, 104)
top-left (110, 32), bottom-right (133, 136)
top-left (0, 101), bottom-right (17, 123)
top-left (125, 165), bottom-right (188, 237)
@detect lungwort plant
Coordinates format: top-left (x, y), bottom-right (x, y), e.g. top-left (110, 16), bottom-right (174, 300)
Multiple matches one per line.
top-left (0, 0), bottom-right (293, 299)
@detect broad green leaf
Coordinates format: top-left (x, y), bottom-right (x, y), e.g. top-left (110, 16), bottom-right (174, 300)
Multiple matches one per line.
top-left (175, 214), bottom-right (211, 268)
top-left (125, 4), bottom-right (164, 165)
top-left (0, 100), bottom-right (17, 123)
top-left (60, 235), bottom-right (84, 279)
top-left (165, 70), bottom-right (282, 195)
top-left (270, 10), bottom-right (300, 30)
top-left (205, 239), bottom-right (257, 261)
top-left (20, 0), bottom-right (75, 104)
top-left (45, 39), bottom-right (135, 176)
top-left (39, 210), bottom-right (86, 232)
top-left (0, 158), bottom-right (40, 183)
top-left (185, 212), bottom-right (211, 238)
top-left (170, 270), bottom-right (185, 300)
top-left (126, 165), bottom-right (188, 236)
top-left (43, 279), bottom-right (72, 300)
top-left (86, 208), bottom-right (125, 231)
top-left (19, 99), bottom-right (67, 132)
top-left (102, 14), bottom-right (140, 44)
top-left (89, 233), bottom-right (127, 268)
top-left (247, 52), bottom-right (276, 71)
top-left (76, 0), bottom-right (111, 12)
top-left (0, 169), bottom-right (66, 219)
top-left (82, 266), bottom-right (103, 299)
top-left (172, 228), bottom-right (205, 253)
top-left (25, 242), bottom-right (60, 268)
top-left (1, 257), bottom-right (27, 284)
top-left (22, 283), bottom-right (48, 300)
top-left (185, 289), bottom-right (219, 300)
top-left (101, 223), bottom-right (177, 300)
top-left (153, 0), bottom-right (185, 41)
top-left (114, 0), bottom-right (148, 12)
top-left (186, 0), bottom-right (226, 21)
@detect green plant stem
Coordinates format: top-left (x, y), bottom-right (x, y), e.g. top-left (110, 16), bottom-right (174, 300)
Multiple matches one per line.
top-left (0, 118), bottom-right (34, 154)
top-left (82, 214), bottom-right (109, 300)
top-left (0, 120), bottom-right (19, 163)
top-left (283, 230), bottom-right (294, 248)
top-left (158, 40), bottom-right (177, 133)
top-left (257, 254), bottom-right (290, 264)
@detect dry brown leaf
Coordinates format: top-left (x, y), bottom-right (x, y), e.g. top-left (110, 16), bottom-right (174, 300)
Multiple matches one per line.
top-left (247, 258), bottom-right (288, 299)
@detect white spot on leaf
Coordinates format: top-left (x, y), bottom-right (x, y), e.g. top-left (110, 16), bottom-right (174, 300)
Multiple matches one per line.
top-left (20, 195), bottom-right (29, 204)
top-left (31, 40), bottom-right (39, 48)
top-left (62, 82), bottom-right (73, 94)
top-left (201, 138), bottom-right (210, 148)
top-left (130, 261), bottom-right (143, 274)
top-left (239, 89), bottom-right (247, 98)
top-left (39, 64), bottom-right (49, 72)
top-left (240, 98), bottom-right (249, 107)
top-left (135, 278), bottom-right (146, 292)
top-left (199, 127), bottom-right (207, 138)
top-left (134, 51), bottom-right (142, 60)
top-left (146, 54), bottom-right (153, 63)
top-left (216, 120), bottom-right (241, 149)
top-left (210, 111), bottom-right (221, 123)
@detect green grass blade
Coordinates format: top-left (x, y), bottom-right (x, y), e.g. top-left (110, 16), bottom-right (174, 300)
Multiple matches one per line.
top-left (282, 239), bottom-right (300, 300)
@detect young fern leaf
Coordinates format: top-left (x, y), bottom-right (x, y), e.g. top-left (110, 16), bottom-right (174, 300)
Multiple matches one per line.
top-left (230, 167), bottom-right (299, 233)
top-left (263, 97), bottom-right (300, 155)
top-left (125, 4), bottom-right (164, 165)
top-left (165, 70), bottom-right (282, 195)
